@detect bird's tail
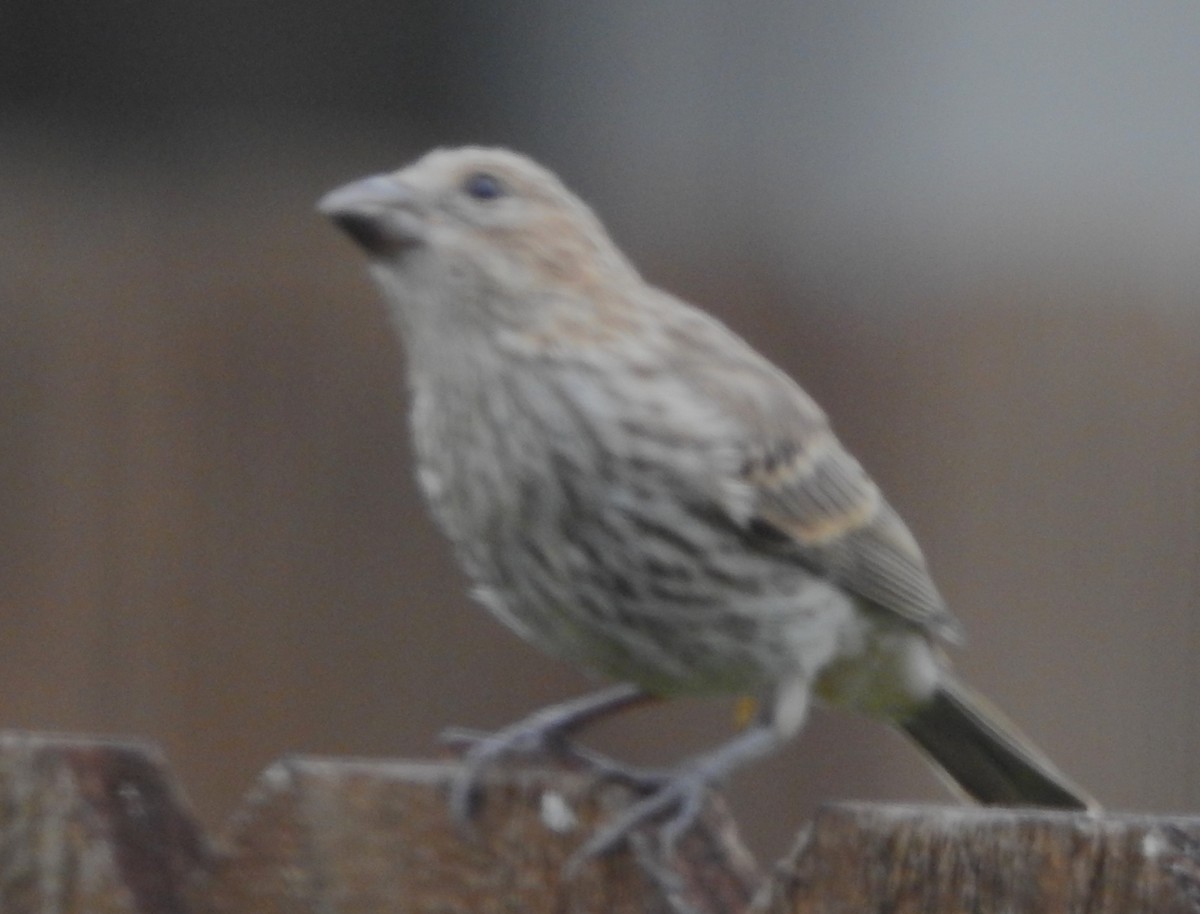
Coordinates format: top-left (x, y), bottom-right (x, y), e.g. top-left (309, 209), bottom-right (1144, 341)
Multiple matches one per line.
top-left (899, 676), bottom-right (1098, 811)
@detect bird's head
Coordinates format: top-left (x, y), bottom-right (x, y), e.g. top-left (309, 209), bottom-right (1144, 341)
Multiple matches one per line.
top-left (320, 147), bottom-right (638, 311)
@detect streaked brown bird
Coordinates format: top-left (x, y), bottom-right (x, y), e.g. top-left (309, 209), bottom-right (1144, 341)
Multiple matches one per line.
top-left (319, 146), bottom-right (1095, 859)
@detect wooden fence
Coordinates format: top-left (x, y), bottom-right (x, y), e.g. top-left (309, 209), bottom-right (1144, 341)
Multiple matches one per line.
top-left (2, 731), bottom-right (1196, 913)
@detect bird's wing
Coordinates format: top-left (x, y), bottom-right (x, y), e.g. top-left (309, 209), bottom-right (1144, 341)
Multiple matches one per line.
top-left (635, 289), bottom-right (961, 640)
top-left (740, 428), bottom-right (961, 640)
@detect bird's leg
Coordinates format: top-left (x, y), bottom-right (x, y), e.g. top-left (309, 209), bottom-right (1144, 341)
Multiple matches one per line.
top-left (566, 720), bottom-right (784, 868)
top-left (567, 676), bottom-right (811, 868)
top-left (441, 683), bottom-right (658, 822)
top-left (552, 741), bottom-right (675, 791)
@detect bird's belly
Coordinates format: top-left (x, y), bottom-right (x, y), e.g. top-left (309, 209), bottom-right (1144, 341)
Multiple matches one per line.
top-left (472, 530), bottom-right (857, 697)
top-left (417, 393), bottom-right (857, 696)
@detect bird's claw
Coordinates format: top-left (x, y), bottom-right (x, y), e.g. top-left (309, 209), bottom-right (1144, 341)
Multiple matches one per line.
top-left (442, 720), bottom-right (571, 824)
top-left (441, 721), bottom-right (675, 826)
top-left (560, 743), bottom-right (674, 792)
top-left (567, 767), bottom-right (710, 871)
top-left (443, 718), bottom-right (709, 867)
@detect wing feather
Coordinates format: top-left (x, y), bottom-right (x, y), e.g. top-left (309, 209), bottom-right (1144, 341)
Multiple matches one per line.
top-left (745, 432), bottom-right (961, 640)
top-left (629, 290), bottom-right (961, 641)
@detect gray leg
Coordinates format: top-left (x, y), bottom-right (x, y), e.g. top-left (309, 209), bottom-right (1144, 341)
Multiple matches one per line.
top-left (568, 675), bottom-right (812, 866)
top-left (569, 719), bottom-right (784, 865)
top-left (443, 683), bottom-right (657, 822)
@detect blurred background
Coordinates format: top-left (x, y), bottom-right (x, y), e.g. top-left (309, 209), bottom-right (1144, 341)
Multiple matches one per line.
top-left (1, 2), bottom-right (1197, 860)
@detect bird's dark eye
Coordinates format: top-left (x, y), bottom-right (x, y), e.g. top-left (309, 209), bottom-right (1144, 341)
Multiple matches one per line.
top-left (463, 172), bottom-right (506, 201)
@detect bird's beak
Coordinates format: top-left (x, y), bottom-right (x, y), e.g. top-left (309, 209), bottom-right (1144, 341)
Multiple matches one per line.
top-left (318, 173), bottom-right (427, 256)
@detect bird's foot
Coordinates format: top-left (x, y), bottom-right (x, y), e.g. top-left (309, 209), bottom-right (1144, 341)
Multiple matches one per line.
top-left (441, 720), bottom-right (574, 824)
top-left (570, 720), bottom-right (783, 869)
top-left (557, 742), bottom-right (674, 791)
top-left (439, 684), bottom-right (651, 824)
top-left (566, 765), bottom-right (713, 873)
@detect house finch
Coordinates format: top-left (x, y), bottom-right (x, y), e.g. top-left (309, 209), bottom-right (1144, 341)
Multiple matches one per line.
top-left (318, 147), bottom-right (1094, 858)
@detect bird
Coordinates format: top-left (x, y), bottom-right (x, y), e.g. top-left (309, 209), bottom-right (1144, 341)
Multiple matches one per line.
top-left (318, 146), bottom-right (1095, 860)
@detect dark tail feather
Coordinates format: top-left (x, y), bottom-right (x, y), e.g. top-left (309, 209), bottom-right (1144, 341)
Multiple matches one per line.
top-left (899, 677), bottom-right (1098, 811)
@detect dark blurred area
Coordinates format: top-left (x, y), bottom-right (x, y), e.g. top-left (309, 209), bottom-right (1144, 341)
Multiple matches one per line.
top-left (1, 3), bottom-right (1197, 860)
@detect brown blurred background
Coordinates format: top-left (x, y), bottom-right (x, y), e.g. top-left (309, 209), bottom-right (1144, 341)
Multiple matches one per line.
top-left (1, 4), bottom-right (1198, 860)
